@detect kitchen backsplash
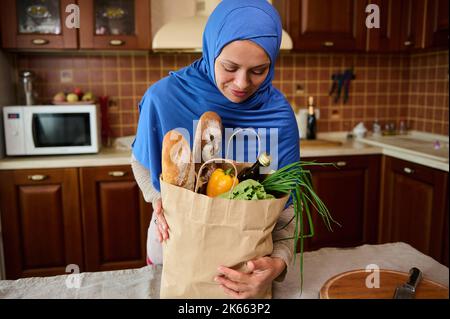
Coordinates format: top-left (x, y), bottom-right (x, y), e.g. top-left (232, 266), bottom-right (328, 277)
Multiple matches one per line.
top-left (14, 50), bottom-right (448, 137)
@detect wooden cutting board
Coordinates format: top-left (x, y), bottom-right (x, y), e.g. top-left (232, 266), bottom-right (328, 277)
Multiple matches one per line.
top-left (320, 269), bottom-right (449, 299)
top-left (300, 139), bottom-right (343, 148)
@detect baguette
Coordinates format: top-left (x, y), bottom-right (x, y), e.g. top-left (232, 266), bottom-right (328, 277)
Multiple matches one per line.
top-left (161, 130), bottom-right (195, 191)
top-left (192, 112), bottom-right (223, 193)
top-left (192, 111), bottom-right (223, 167)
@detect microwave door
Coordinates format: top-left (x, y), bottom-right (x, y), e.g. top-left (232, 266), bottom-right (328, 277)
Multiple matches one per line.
top-left (28, 111), bottom-right (96, 155)
top-left (32, 113), bottom-right (91, 147)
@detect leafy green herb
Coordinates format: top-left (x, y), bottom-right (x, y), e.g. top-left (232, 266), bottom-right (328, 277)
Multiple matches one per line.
top-left (261, 160), bottom-right (341, 293)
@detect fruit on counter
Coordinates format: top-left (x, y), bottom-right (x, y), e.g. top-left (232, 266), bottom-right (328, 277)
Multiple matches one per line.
top-left (66, 92), bottom-right (79, 102)
top-left (73, 87), bottom-right (83, 98)
top-left (82, 91), bottom-right (95, 101)
top-left (206, 168), bottom-right (239, 197)
top-left (53, 91), bottom-right (66, 102)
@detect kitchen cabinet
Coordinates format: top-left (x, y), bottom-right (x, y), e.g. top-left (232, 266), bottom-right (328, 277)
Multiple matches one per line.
top-left (1, 0), bottom-right (78, 49)
top-left (423, 0), bottom-right (449, 49)
top-left (366, 0), bottom-right (404, 52)
top-left (0, 165), bottom-right (152, 279)
top-left (367, 0), bottom-right (428, 52)
top-left (78, 0), bottom-right (151, 50)
top-left (391, 0), bottom-right (448, 51)
top-left (442, 194), bottom-right (448, 267)
top-left (379, 156), bottom-right (448, 264)
top-left (0, 168), bottom-right (83, 279)
top-left (299, 155), bottom-right (381, 251)
top-left (279, 0), bottom-right (368, 51)
top-left (80, 165), bottom-right (152, 272)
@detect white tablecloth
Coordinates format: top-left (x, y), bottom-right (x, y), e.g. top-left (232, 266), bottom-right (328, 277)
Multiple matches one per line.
top-left (0, 242), bottom-right (448, 299)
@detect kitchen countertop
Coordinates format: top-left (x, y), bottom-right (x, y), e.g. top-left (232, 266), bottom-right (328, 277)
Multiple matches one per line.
top-left (0, 147), bottom-right (132, 170)
top-left (0, 131), bottom-right (448, 172)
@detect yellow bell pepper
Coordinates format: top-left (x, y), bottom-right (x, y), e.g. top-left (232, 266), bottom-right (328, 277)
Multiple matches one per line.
top-left (206, 168), bottom-right (239, 197)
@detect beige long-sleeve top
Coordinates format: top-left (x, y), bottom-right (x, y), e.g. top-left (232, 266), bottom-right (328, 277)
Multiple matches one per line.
top-left (130, 154), bottom-right (295, 281)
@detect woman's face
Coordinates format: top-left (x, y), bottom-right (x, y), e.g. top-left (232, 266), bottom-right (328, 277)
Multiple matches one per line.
top-left (214, 40), bottom-right (270, 103)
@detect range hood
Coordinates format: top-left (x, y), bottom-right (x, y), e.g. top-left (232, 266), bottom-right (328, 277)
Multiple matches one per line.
top-left (152, 0), bottom-right (293, 52)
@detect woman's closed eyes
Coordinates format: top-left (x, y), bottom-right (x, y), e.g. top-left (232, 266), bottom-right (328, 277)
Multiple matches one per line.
top-left (221, 62), bottom-right (269, 75)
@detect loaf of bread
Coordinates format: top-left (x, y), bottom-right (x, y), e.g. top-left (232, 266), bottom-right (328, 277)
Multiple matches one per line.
top-left (192, 111), bottom-right (223, 166)
top-left (192, 111), bottom-right (223, 193)
top-left (161, 130), bottom-right (195, 191)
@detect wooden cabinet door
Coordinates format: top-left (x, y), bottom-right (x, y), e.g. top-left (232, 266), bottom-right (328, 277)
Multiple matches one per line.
top-left (398, 0), bottom-right (428, 50)
top-left (367, 0), bottom-right (403, 52)
top-left (442, 192), bottom-right (448, 266)
top-left (1, 0), bottom-right (78, 49)
top-left (0, 168), bottom-right (83, 279)
top-left (80, 165), bottom-right (152, 272)
top-left (78, 0), bottom-right (151, 50)
top-left (424, 0), bottom-right (449, 49)
top-left (285, 0), bottom-right (367, 51)
top-left (380, 156), bottom-right (448, 263)
top-left (300, 155), bottom-right (381, 251)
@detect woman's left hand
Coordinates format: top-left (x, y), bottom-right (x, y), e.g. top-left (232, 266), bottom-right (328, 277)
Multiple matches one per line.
top-left (215, 257), bottom-right (286, 299)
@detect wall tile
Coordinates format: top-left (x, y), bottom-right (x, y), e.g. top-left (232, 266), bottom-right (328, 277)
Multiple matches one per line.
top-left (14, 50), bottom-right (448, 137)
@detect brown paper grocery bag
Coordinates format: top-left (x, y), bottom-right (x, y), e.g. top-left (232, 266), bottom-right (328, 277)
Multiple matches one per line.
top-left (159, 163), bottom-right (289, 299)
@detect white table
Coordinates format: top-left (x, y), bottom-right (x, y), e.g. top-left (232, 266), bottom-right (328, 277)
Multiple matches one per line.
top-left (0, 242), bottom-right (448, 299)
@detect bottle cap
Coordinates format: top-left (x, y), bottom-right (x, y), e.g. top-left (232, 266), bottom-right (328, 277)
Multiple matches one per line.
top-left (258, 152), bottom-right (271, 167)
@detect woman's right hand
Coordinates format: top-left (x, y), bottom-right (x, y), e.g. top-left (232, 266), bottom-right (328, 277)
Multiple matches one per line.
top-left (154, 198), bottom-right (169, 242)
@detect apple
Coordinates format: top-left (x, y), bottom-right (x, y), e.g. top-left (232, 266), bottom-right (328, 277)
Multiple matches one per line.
top-left (82, 91), bottom-right (95, 101)
top-left (53, 92), bottom-right (66, 103)
top-left (73, 87), bottom-right (83, 98)
top-left (66, 93), bottom-right (79, 102)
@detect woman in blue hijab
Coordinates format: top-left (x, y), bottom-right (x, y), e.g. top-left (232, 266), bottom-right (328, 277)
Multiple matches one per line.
top-left (132, 0), bottom-right (299, 298)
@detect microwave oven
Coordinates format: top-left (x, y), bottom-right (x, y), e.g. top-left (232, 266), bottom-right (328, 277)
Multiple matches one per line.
top-left (3, 105), bottom-right (100, 156)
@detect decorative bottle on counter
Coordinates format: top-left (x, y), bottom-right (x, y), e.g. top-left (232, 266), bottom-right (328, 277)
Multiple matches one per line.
top-left (306, 96), bottom-right (317, 140)
top-left (237, 152), bottom-right (271, 182)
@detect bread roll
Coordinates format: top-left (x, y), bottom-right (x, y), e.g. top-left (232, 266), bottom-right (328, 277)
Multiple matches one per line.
top-left (193, 111), bottom-right (223, 167)
top-left (161, 130), bottom-right (195, 191)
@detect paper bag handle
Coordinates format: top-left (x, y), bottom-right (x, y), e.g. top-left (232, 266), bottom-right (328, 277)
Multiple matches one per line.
top-left (195, 158), bottom-right (238, 195)
top-left (225, 128), bottom-right (261, 160)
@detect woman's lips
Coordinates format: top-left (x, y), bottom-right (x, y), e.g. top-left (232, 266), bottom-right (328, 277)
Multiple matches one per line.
top-left (230, 89), bottom-right (247, 98)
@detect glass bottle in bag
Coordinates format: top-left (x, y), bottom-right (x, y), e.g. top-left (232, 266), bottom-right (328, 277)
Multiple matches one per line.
top-left (237, 152), bottom-right (271, 182)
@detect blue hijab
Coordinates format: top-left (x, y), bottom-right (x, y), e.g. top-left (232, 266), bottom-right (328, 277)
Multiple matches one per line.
top-left (132, 0), bottom-right (300, 192)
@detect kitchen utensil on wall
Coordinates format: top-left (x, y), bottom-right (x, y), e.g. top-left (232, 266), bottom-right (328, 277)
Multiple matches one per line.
top-left (19, 70), bottom-right (36, 105)
top-left (329, 68), bottom-right (355, 104)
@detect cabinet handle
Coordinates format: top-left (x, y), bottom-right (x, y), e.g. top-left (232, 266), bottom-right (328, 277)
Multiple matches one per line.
top-left (323, 41), bottom-right (334, 47)
top-left (336, 161), bottom-right (347, 167)
top-left (109, 39), bottom-right (125, 46)
top-left (403, 167), bottom-right (414, 174)
top-left (28, 174), bottom-right (48, 181)
top-left (404, 41), bottom-right (413, 47)
top-left (108, 171), bottom-right (127, 177)
top-left (31, 39), bottom-right (49, 45)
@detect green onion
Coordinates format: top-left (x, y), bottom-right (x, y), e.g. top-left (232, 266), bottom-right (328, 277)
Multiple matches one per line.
top-left (262, 161), bottom-right (341, 294)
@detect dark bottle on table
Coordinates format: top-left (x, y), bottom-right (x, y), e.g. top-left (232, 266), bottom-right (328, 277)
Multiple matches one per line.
top-left (306, 96), bottom-right (317, 140)
top-left (237, 152), bottom-right (271, 182)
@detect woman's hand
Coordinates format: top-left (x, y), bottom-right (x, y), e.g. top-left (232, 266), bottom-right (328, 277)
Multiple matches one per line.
top-left (215, 257), bottom-right (286, 299)
top-left (154, 198), bottom-right (169, 242)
